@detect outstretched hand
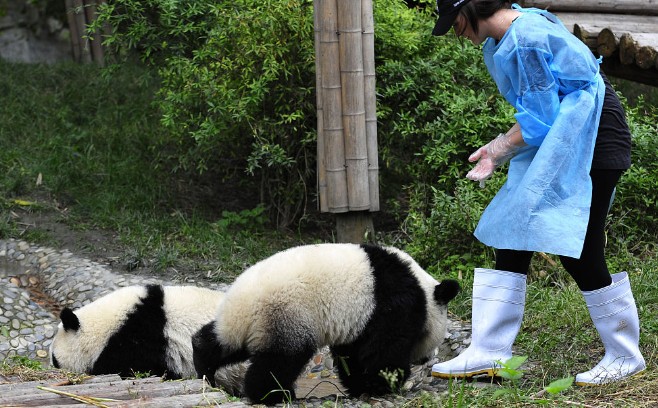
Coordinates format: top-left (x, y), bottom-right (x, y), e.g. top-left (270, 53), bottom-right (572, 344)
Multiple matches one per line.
top-left (466, 133), bottom-right (521, 186)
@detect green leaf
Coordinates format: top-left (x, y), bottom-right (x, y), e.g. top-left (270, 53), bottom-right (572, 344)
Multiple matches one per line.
top-left (502, 355), bottom-right (528, 370)
top-left (497, 368), bottom-right (524, 381)
top-left (492, 388), bottom-right (515, 400)
top-left (544, 376), bottom-right (574, 394)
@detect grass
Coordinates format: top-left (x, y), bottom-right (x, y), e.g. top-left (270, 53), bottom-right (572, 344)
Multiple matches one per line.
top-left (0, 60), bottom-right (656, 407)
top-left (0, 59), bottom-right (312, 282)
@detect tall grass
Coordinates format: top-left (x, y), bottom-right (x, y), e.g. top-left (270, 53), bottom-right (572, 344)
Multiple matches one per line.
top-left (0, 60), bottom-right (305, 281)
top-left (0, 61), bottom-right (166, 215)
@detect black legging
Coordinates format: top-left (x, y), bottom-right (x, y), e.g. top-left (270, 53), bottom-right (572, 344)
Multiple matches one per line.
top-left (495, 169), bottom-right (623, 291)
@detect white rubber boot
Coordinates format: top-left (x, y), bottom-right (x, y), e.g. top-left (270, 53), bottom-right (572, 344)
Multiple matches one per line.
top-left (432, 268), bottom-right (526, 378)
top-left (575, 272), bottom-right (646, 386)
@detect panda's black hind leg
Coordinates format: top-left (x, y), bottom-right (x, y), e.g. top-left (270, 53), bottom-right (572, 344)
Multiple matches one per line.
top-left (244, 348), bottom-right (315, 405)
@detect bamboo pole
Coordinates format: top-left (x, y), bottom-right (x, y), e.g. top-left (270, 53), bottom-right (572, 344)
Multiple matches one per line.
top-left (83, 0), bottom-right (105, 66)
top-left (361, 0), bottom-right (379, 212)
top-left (72, 0), bottom-right (92, 63)
top-left (318, 0), bottom-right (349, 212)
top-left (336, 0), bottom-right (369, 211)
top-left (314, 0), bottom-right (328, 212)
top-left (64, 0), bottom-right (81, 62)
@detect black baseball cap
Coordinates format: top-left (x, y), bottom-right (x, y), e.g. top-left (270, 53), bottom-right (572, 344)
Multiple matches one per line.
top-left (432, 0), bottom-right (472, 36)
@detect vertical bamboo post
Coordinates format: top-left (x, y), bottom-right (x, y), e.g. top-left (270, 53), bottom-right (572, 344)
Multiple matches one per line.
top-left (64, 0), bottom-right (82, 63)
top-left (318, 0), bottom-right (349, 212)
top-left (361, 0), bottom-right (379, 211)
top-left (72, 0), bottom-right (92, 63)
top-left (336, 0), bottom-right (369, 211)
top-left (315, 0), bottom-right (378, 242)
top-left (83, 0), bottom-right (105, 66)
top-left (314, 0), bottom-right (328, 212)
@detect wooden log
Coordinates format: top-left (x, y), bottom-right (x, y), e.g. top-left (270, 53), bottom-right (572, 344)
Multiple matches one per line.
top-left (0, 378), bottom-right (212, 407)
top-left (554, 13), bottom-right (658, 34)
top-left (0, 374), bottom-right (122, 398)
top-left (361, 0), bottom-right (379, 212)
top-left (597, 28), bottom-right (622, 58)
top-left (105, 391), bottom-right (245, 407)
top-left (573, 23), bottom-right (598, 50)
top-left (632, 33), bottom-right (658, 69)
top-left (336, 0), bottom-right (370, 212)
top-left (318, 0), bottom-right (349, 213)
top-left (619, 33), bottom-right (637, 65)
top-left (601, 56), bottom-right (658, 87)
top-left (314, 0), bottom-right (328, 212)
top-left (520, 0), bottom-right (658, 16)
top-left (636, 46), bottom-right (658, 69)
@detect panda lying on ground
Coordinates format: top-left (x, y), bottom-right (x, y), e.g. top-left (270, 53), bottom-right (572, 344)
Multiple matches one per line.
top-left (49, 284), bottom-right (245, 395)
top-left (192, 243), bottom-right (460, 405)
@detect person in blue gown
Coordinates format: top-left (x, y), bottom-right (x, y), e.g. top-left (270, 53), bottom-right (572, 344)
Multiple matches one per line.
top-left (429, 0), bottom-right (645, 385)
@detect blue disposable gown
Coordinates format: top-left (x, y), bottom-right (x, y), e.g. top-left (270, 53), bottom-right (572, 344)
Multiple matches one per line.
top-left (474, 5), bottom-right (605, 258)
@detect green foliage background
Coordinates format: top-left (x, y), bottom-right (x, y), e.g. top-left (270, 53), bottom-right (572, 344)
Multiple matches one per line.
top-left (0, 0), bottom-right (654, 277)
top-left (87, 0), bottom-right (657, 274)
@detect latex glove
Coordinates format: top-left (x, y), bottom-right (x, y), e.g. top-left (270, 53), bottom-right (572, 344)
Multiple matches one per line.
top-left (466, 133), bottom-right (521, 187)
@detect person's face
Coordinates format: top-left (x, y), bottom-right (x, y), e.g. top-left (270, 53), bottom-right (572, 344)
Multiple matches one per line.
top-left (453, 14), bottom-right (485, 45)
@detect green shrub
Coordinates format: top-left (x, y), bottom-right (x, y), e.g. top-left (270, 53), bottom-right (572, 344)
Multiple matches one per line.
top-left (612, 100), bottom-right (658, 239)
top-left (88, 0), bottom-right (657, 268)
top-left (93, 0), bottom-right (317, 228)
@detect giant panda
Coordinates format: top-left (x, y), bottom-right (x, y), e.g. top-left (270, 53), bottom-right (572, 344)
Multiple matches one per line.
top-left (192, 243), bottom-right (460, 405)
top-left (50, 284), bottom-right (245, 395)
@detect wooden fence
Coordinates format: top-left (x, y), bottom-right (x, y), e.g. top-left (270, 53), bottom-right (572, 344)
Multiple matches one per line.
top-left (520, 1), bottom-right (658, 86)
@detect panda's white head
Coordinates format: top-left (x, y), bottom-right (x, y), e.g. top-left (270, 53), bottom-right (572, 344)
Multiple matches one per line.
top-left (49, 286), bottom-right (146, 373)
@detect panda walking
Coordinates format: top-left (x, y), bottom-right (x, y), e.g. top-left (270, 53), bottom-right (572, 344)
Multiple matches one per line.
top-left (193, 243), bottom-right (459, 405)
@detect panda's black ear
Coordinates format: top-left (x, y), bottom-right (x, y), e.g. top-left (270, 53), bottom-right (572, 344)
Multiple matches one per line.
top-left (434, 279), bottom-right (460, 305)
top-left (60, 307), bottom-right (80, 332)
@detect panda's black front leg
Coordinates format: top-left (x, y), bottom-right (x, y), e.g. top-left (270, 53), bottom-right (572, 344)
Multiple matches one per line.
top-left (332, 344), bottom-right (411, 397)
top-left (192, 322), bottom-right (227, 386)
top-left (244, 348), bottom-right (315, 405)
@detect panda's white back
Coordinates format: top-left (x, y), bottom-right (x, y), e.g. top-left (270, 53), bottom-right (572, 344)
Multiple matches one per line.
top-left (216, 243), bottom-right (377, 351)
